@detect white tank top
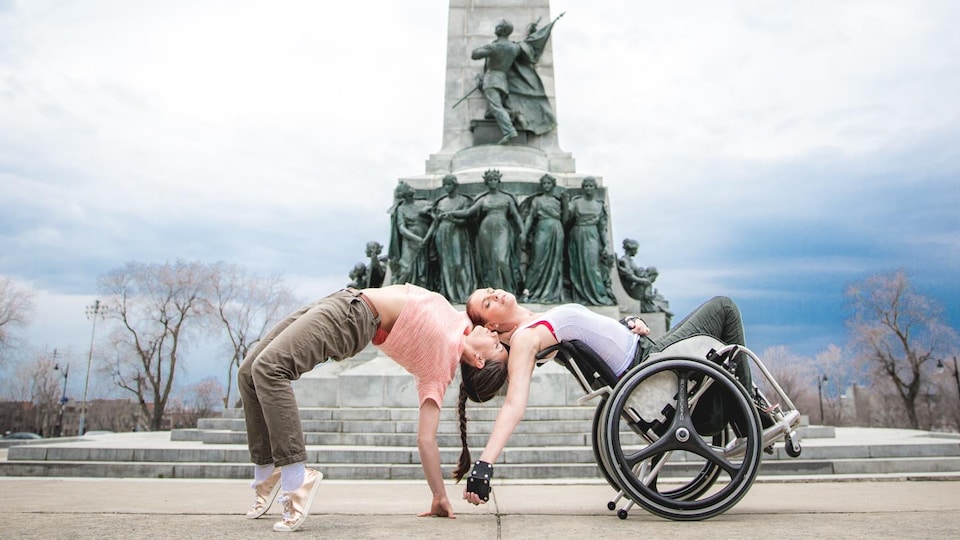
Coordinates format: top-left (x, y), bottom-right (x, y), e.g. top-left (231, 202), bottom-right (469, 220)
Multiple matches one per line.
top-left (515, 304), bottom-right (638, 376)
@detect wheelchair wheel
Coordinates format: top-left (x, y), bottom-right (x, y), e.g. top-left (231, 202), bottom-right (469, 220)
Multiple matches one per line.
top-left (601, 356), bottom-right (762, 521)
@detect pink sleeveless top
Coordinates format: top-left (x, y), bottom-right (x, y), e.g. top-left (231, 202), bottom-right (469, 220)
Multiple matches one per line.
top-left (374, 285), bottom-right (471, 407)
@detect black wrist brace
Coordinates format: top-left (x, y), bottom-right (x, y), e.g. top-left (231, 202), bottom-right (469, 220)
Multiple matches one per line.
top-left (466, 460), bottom-right (494, 501)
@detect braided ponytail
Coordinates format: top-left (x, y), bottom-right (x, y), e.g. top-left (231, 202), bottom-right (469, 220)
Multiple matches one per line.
top-left (452, 358), bottom-right (509, 481)
top-left (453, 381), bottom-right (472, 481)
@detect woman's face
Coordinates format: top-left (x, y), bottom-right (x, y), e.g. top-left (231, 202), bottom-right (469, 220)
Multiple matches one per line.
top-left (464, 325), bottom-right (508, 365)
top-left (467, 287), bottom-right (516, 327)
top-left (540, 176), bottom-right (555, 192)
top-left (443, 178), bottom-right (457, 194)
top-left (582, 180), bottom-right (597, 197)
top-left (484, 175), bottom-right (501, 189)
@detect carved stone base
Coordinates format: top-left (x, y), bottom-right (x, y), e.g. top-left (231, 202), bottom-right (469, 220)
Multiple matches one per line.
top-left (470, 119), bottom-right (529, 146)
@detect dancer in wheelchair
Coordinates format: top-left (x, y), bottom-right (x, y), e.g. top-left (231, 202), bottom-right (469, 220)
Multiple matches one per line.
top-left (455, 288), bottom-right (756, 505)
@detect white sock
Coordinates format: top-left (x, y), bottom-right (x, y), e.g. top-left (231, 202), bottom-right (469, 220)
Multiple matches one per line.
top-left (252, 463), bottom-right (275, 486)
top-left (280, 462), bottom-right (306, 492)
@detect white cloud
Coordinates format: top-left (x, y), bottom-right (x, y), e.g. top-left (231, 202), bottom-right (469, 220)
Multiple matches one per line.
top-left (1, 0), bottom-right (958, 378)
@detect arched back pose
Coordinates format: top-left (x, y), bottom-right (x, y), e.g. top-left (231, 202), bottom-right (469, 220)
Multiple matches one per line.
top-left (454, 287), bottom-right (752, 504)
top-left (238, 284), bottom-right (505, 531)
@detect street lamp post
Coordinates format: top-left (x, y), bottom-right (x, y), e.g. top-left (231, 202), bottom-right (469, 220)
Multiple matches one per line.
top-left (78, 299), bottom-right (106, 436)
top-left (817, 374), bottom-right (829, 425)
top-left (53, 351), bottom-right (69, 437)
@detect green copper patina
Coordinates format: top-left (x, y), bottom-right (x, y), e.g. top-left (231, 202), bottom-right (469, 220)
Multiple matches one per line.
top-left (442, 169), bottom-right (524, 295)
top-left (566, 177), bottom-right (616, 306)
top-left (469, 13), bottom-right (564, 143)
top-left (520, 174), bottom-right (565, 303)
top-left (429, 175), bottom-right (477, 303)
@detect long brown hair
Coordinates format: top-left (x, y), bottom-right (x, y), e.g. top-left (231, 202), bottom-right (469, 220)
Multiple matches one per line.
top-left (452, 360), bottom-right (508, 481)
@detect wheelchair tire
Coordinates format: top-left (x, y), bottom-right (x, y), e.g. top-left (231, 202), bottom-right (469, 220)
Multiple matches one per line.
top-left (590, 396), bottom-right (620, 492)
top-left (600, 356), bottom-right (763, 521)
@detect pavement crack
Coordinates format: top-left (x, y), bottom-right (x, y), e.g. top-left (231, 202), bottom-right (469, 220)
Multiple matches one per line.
top-left (492, 489), bottom-right (502, 539)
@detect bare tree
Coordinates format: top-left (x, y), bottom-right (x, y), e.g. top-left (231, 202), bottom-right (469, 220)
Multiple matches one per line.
top-left (209, 262), bottom-right (296, 408)
top-left (756, 344), bottom-right (848, 426)
top-left (845, 270), bottom-right (957, 429)
top-left (99, 260), bottom-right (213, 431)
top-left (0, 276), bottom-right (36, 363)
top-left (84, 399), bottom-right (142, 433)
top-left (9, 349), bottom-right (63, 436)
top-left (169, 376), bottom-right (226, 428)
top-left (757, 346), bottom-right (813, 405)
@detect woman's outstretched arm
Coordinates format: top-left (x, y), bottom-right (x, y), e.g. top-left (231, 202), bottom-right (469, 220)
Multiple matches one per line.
top-left (417, 399), bottom-right (456, 518)
top-left (464, 326), bottom-right (554, 505)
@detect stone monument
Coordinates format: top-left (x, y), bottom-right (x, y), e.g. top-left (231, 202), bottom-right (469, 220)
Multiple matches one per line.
top-left (392, 1), bottom-right (624, 312)
top-left (297, 0), bottom-right (668, 408)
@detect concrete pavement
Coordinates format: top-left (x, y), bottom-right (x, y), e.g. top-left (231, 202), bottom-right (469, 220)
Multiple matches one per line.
top-left (4, 476), bottom-right (960, 539)
top-left (4, 426), bottom-right (959, 538)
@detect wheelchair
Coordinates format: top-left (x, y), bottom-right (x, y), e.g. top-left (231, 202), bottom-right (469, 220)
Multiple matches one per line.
top-left (536, 334), bottom-right (803, 521)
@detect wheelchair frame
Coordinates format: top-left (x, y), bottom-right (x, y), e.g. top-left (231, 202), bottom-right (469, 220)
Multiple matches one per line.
top-left (536, 334), bottom-right (803, 521)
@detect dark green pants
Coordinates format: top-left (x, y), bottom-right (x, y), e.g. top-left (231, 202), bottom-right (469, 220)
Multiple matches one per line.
top-left (641, 296), bottom-right (753, 436)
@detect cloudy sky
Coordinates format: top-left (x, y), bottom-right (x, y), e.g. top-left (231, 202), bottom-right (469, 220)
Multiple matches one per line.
top-left (2, 1), bottom-right (958, 393)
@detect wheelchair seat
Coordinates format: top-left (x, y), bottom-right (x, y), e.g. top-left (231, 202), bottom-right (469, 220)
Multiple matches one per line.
top-left (536, 339), bottom-right (619, 394)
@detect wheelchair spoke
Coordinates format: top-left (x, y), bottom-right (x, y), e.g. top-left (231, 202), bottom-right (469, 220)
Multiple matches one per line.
top-left (624, 369), bottom-right (742, 476)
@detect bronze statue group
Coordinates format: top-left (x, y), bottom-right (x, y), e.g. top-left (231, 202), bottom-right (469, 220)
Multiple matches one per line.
top-left (387, 170), bottom-right (619, 307)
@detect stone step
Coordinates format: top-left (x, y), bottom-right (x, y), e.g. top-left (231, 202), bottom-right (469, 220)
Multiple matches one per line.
top-left (171, 425), bottom-right (833, 451)
top-left (218, 406), bottom-right (600, 422)
top-left (198, 416), bottom-right (598, 435)
top-left (9, 433), bottom-right (958, 467)
top-left (181, 429), bottom-right (594, 448)
top-left (3, 456), bottom-right (960, 481)
top-left (5, 399), bottom-right (958, 481)
top-left (200, 407), bottom-right (830, 442)
top-left (6, 444), bottom-right (598, 465)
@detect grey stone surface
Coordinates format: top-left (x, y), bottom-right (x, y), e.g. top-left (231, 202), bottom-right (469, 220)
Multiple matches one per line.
top-left (5, 478), bottom-right (960, 540)
top-left (293, 356), bottom-right (369, 407)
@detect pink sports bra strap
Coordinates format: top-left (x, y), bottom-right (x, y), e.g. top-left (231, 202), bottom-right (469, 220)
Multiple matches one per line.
top-left (529, 320), bottom-right (556, 339)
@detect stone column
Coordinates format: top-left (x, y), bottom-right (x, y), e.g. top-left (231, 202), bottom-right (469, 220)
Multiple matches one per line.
top-left (421, 0), bottom-right (575, 180)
